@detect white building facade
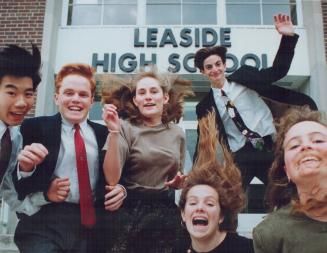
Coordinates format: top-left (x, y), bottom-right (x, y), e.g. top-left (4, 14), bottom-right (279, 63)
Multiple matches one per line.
top-left (37, 0), bottom-right (327, 160)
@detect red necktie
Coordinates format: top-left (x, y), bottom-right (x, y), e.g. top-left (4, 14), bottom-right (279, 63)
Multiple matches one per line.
top-left (0, 127), bottom-right (12, 181)
top-left (74, 124), bottom-right (96, 228)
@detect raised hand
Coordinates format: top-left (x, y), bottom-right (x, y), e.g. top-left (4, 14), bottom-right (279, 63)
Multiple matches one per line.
top-left (47, 178), bottom-right (70, 203)
top-left (274, 13), bottom-right (295, 36)
top-left (18, 143), bottom-right (48, 172)
top-left (102, 104), bottom-right (120, 132)
top-left (164, 171), bottom-right (187, 189)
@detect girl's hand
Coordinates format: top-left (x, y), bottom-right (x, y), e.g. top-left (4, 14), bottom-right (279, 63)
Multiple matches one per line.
top-left (165, 171), bottom-right (187, 189)
top-left (102, 104), bottom-right (120, 132)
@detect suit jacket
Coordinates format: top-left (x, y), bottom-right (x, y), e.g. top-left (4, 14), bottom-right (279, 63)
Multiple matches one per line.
top-left (195, 34), bottom-right (318, 156)
top-left (13, 113), bottom-right (108, 206)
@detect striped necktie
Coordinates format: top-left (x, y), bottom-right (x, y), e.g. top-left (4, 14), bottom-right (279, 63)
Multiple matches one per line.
top-left (221, 89), bottom-right (264, 150)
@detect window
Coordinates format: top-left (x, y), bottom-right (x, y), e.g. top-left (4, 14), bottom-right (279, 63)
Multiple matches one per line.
top-left (103, 0), bottom-right (137, 25)
top-left (66, 0), bottom-right (299, 26)
top-left (67, 0), bottom-right (137, 25)
top-left (183, 0), bottom-right (217, 25)
top-left (146, 0), bottom-right (217, 25)
top-left (226, 0), bottom-right (297, 25)
top-left (146, 0), bottom-right (181, 25)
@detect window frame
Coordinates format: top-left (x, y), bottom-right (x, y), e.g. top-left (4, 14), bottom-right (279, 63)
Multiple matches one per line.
top-left (62, 0), bottom-right (303, 27)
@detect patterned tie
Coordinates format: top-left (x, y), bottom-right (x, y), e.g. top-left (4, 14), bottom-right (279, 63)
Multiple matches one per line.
top-left (74, 124), bottom-right (96, 228)
top-left (220, 90), bottom-right (264, 150)
top-left (0, 127), bottom-right (12, 181)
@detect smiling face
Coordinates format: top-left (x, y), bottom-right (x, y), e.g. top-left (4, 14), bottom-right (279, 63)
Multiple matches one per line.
top-left (54, 74), bottom-right (93, 124)
top-left (133, 77), bottom-right (169, 126)
top-left (0, 75), bottom-right (34, 126)
top-left (202, 55), bottom-right (226, 89)
top-left (283, 121), bottom-right (327, 185)
top-left (181, 184), bottom-right (223, 241)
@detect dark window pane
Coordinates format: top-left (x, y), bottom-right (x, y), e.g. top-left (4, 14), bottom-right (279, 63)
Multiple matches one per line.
top-left (73, 0), bottom-right (101, 4)
top-left (103, 4), bottom-right (137, 25)
top-left (227, 4), bottom-right (260, 24)
top-left (185, 0), bottom-right (215, 2)
top-left (183, 4), bottom-right (216, 24)
top-left (104, 0), bottom-right (136, 3)
top-left (262, 4), bottom-right (290, 25)
top-left (262, 0), bottom-right (291, 3)
top-left (226, 0), bottom-right (259, 3)
top-left (262, 3), bottom-right (297, 25)
top-left (147, 4), bottom-right (181, 24)
top-left (71, 5), bottom-right (101, 25)
top-left (148, 0), bottom-right (180, 3)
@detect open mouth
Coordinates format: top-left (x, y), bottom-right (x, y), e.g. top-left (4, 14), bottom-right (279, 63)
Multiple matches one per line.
top-left (192, 217), bottom-right (208, 226)
top-left (10, 111), bottom-right (25, 116)
top-left (9, 111), bottom-right (26, 120)
top-left (68, 106), bottom-right (83, 112)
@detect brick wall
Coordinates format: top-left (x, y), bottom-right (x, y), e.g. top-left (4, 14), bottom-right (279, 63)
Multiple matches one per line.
top-left (322, 0), bottom-right (327, 62)
top-left (0, 0), bottom-right (46, 117)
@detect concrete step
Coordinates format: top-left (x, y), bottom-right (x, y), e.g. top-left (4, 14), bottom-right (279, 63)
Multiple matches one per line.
top-left (0, 234), bottom-right (18, 253)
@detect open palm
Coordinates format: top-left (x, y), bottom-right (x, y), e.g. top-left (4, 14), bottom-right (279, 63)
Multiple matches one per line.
top-left (274, 13), bottom-right (294, 36)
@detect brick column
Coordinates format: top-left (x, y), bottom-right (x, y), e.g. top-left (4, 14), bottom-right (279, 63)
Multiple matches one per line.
top-left (322, 0), bottom-right (327, 62)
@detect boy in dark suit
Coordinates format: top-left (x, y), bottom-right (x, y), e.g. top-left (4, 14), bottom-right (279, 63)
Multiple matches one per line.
top-left (194, 14), bottom-right (317, 208)
top-left (0, 44), bottom-right (44, 214)
top-left (14, 63), bottom-right (126, 253)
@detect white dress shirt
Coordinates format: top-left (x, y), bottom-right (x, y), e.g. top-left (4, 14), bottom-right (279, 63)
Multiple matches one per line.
top-left (0, 120), bottom-right (47, 216)
top-left (54, 117), bottom-right (99, 203)
top-left (212, 80), bottom-right (276, 152)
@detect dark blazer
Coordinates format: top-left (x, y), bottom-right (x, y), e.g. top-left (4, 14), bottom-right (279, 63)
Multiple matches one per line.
top-left (13, 113), bottom-right (108, 205)
top-left (195, 34), bottom-right (318, 156)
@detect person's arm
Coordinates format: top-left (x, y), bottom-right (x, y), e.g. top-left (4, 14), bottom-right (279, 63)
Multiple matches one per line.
top-left (45, 177), bottom-right (70, 202)
top-left (252, 217), bottom-right (282, 253)
top-left (229, 14), bottom-right (298, 87)
top-left (2, 168), bottom-right (47, 216)
top-left (164, 129), bottom-right (187, 189)
top-left (253, 226), bottom-right (273, 253)
top-left (13, 119), bottom-right (50, 200)
top-left (104, 184), bottom-right (127, 211)
top-left (102, 104), bottom-right (122, 186)
top-left (4, 176), bottom-right (70, 216)
top-left (267, 13), bottom-right (297, 80)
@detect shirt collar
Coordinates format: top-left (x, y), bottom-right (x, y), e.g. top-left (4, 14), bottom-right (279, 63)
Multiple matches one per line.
top-left (61, 115), bottom-right (88, 133)
top-left (212, 79), bottom-right (230, 96)
top-left (0, 120), bottom-right (14, 139)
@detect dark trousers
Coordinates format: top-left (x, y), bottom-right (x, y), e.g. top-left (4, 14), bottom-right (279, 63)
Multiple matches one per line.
top-left (234, 138), bottom-right (274, 187)
top-left (95, 189), bottom-right (181, 253)
top-left (14, 203), bottom-right (96, 253)
top-left (234, 140), bottom-right (274, 211)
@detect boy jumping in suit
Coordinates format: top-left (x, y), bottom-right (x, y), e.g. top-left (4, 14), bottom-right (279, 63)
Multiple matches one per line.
top-left (14, 63), bottom-right (126, 253)
top-left (194, 14), bottom-right (317, 209)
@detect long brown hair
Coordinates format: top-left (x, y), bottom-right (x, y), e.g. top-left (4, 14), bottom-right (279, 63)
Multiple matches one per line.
top-left (101, 68), bottom-right (194, 125)
top-left (267, 106), bottom-right (327, 211)
top-left (179, 111), bottom-right (246, 232)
